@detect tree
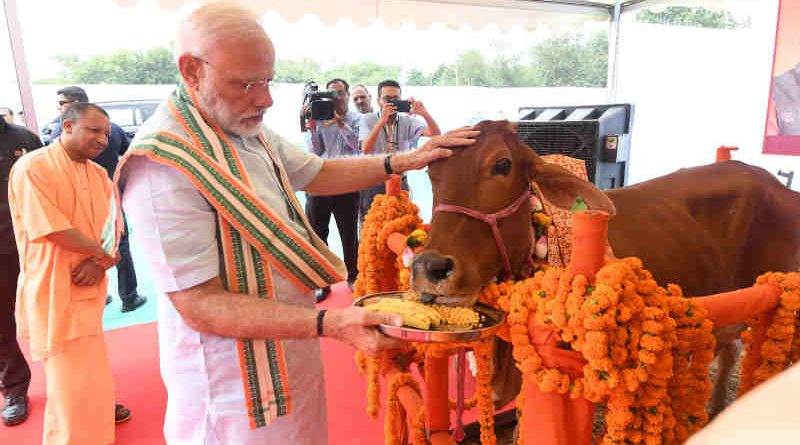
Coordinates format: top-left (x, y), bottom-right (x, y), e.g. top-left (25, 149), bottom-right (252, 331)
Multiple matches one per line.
top-left (529, 32), bottom-right (608, 87)
top-left (274, 58), bottom-right (322, 83)
top-left (54, 48), bottom-right (178, 84)
top-left (636, 6), bottom-right (744, 29)
top-left (48, 32), bottom-right (610, 88)
top-left (455, 50), bottom-right (491, 86)
top-left (325, 62), bottom-right (401, 86)
top-left (430, 64), bottom-right (457, 86)
top-left (406, 68), bottom-right (431, 86)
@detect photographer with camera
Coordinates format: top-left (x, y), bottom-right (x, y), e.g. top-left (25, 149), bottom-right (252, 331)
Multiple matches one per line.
top-left (302, 78), bottom-right (361, 300)
top-left (358, 79), bottom-right (440, 223)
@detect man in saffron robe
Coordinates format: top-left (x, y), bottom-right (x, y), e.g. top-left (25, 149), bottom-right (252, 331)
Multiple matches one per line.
top-left (8, 103), bottom-right (128, 445)
top-left (116, 3), bottom-right (478, 444)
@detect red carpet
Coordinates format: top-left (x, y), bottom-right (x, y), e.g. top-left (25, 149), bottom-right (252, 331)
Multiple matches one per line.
top-left (1, 282), bottom-right (491, 444)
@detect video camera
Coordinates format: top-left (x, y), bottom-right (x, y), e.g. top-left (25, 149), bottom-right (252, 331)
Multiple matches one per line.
top-left (300, 81), bottom-right (337, 130)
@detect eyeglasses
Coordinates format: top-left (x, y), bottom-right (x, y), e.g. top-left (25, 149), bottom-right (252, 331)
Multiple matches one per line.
top-left (196, 57), bottom-right (272, 96)
top-left (58, 99), bottom-right (77, 107)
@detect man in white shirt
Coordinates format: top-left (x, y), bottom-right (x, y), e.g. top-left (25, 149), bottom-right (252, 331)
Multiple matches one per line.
top-left (116, 3), bottom-right (478, 444)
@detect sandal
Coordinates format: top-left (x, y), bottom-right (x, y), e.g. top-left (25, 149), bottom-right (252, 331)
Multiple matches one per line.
top-left (115, 404), bottom-right (132, 424)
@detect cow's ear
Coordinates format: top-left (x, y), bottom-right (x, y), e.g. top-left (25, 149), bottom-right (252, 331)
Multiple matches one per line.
top-left (531, 162), bottom-right (617, 217)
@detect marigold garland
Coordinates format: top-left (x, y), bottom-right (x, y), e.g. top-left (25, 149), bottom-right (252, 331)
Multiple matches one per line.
top-left (354, 188), bottom-right (799, 445)
top-left (354, 190), bottom-right (498, 445)
top-left (385, 372), bottom-right (421, 445)
top-left (739, 272), bottom-right (800, 396)
top-left (498, 257), bottom-right (717, 445)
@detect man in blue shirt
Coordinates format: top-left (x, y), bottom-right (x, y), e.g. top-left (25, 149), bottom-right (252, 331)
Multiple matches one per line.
top-left (52, 86), bottom-right (146, 313)
top-left (358, 80), bottom-right (441, 223)
top-left (304, 79), bottom-right (361, 300)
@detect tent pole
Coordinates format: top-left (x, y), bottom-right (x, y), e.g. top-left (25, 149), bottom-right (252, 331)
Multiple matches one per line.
top-left (3, 0), bottom-right (38, 133)
top-left (606, 0), bottom-right (623, 103)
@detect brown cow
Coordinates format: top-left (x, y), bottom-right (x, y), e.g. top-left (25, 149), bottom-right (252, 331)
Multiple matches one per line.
top-left (412, 120), bottom-right (800, 415)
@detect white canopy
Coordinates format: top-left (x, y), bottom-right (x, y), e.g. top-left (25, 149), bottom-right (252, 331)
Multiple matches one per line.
top-left (5, 0), bottom-right (763, 131)
top-left (108, 0), bottom-right (759, 31)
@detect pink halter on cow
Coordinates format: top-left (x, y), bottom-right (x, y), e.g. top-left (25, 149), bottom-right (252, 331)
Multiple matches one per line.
top-left (433, 189), bottom-right (530, 278)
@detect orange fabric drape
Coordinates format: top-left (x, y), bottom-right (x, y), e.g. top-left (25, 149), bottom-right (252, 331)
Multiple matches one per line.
top-left (523, 326), bottom-right (594, 445)
top-left (696, 284), bottom-right (781, 329)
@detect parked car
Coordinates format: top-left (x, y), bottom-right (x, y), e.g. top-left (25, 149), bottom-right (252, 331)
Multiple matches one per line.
top-left (40, 99), bottom-right (161, 144)
top-left (98, 99), bottom-right (161, 139)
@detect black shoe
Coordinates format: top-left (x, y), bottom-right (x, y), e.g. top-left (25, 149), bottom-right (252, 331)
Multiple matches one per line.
top-left (121, 294), bottom-right (147, 313)
top-left (315, 287), bottom-right (331, 303)
top-left (2, 395), bottom-right (28, 426)
top-left (106, 295), bottom-right (112, 305)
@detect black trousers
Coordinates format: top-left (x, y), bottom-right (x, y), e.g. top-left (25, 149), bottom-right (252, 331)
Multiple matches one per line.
top-left (0, 252), bottom-right (30, 399)
top-left (359, 176), bottom-right (410, 226)
top-left (305, 192), bottom-right (359, 283)
top-left (116, 217), bottom-right (138, 304)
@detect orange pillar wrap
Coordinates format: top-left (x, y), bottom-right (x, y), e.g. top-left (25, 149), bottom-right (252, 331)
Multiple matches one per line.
top-left (387, 232), bottom-right (407, 256)
top-left (570, 210), bottom-right (609, 281)
top-left (379, 177), bottom-right (404, 291)
top-left (715, 145), bottom-right (738, 162)
top-left (523, 326), bottom-right (595, 445)
top-left (424, 354), bottom-right (452, 440)
top-left (522, 209), bottom-right (608, 445)
top-left (383, 358), bottom-right (424, 442)
top-left (386, 175), bottom-right (403, 197)
top-left (695, 284), bottom-right (781, 329)
top-left (380, 252), bottom-right (398, 292)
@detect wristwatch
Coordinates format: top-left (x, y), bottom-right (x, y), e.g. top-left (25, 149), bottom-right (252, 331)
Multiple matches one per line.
top-left (384, 154), bottom-right (395, 175)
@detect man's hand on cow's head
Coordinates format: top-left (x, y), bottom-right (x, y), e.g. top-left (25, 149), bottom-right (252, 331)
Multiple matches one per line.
top-left (323, 307), bottom-right (405, 355)
top-left (394, 127), bottom-right (480, 173)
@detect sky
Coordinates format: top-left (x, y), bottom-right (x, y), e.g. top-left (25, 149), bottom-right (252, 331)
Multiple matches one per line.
top-left (1, 0), bottom-right (607, 82)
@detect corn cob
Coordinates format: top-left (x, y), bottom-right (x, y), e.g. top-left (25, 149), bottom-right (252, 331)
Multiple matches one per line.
top-left (364, 298), bottom-right (443, 329)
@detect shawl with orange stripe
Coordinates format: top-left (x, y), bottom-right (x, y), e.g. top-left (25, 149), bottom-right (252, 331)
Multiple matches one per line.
top-left (117, 84), bottom-right (345, 427)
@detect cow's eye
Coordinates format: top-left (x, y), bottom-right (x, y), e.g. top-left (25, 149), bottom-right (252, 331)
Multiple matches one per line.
top-left (492, 158), bottom-right (512, 176)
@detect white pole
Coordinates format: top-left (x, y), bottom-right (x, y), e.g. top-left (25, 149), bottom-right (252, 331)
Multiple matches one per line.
top-left (606, 0), bottom-right (623, 103)
top-left (3, 0), bottom-right (38, 133)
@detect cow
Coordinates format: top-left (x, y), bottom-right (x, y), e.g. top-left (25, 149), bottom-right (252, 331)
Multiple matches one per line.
top-left (411, 120), bottom-right (800, 416)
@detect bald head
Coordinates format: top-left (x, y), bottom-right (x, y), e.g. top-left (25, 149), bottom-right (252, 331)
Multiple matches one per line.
top-left (176, 2), bottom-right (271, 60)
top-left (175, 2), bottom-right (276, 137)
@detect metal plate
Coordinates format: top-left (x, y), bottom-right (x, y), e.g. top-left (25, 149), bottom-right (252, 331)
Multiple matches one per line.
top-left (353, 291), bottom-right (505, 343)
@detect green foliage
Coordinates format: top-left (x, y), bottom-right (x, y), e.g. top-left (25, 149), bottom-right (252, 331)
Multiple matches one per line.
top-left (55, 47), bottom-right (178, 84)
top-left (636, 6), bottom-right (745, 29)
top-left (52, 30), bottom-right (614, 88)
top-left (275, 58), bottom-right (322, 83)
top-left (406, 68), bottom-right (431, 86)
top-left (323, 62), bottom-right (402, 86)
top-left (415, 32), bottom-right (608, 88)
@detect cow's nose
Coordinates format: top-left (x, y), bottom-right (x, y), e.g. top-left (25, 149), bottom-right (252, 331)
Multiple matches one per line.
top-left (413, 253), bottom-right (455, 283)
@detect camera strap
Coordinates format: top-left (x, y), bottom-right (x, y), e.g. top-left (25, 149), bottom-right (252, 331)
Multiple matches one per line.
top-left (382, 117), bottom-right (400, 153)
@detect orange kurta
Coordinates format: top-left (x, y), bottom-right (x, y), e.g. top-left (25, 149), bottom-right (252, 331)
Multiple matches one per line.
top-left (8, 141), bottom-right (117, 444)
top-left (8, 141), bottom-right (114, 360)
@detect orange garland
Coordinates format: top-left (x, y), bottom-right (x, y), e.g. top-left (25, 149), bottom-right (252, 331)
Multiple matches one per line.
top-left (356, 190), bottom-right (798, 445)
top-left (494, 257), bottom-right (717, 445)
top-left (385, 372), bottom-right (421, 445)
top-left (739, 272), bottom-right (800, 395)
top-left (354, 191), bottom-right (498, 445)
top-left (354, 191), bottom-right (422, 297)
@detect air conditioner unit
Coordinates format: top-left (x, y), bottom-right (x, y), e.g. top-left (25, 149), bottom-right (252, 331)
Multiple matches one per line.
top-left (518, 103), bottom-right (634, 190)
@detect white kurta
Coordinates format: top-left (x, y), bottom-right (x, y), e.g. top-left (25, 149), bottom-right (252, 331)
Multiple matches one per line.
top-left (119, 103), bottom-right (328, 445)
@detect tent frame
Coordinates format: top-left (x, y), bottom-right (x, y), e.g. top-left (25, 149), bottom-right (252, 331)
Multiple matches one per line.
top-left (4, 0), bottom-right (658, 132)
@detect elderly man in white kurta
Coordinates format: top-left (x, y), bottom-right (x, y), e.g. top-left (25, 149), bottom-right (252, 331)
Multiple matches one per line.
top-left (115, 3), bottom-right (478, 444)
